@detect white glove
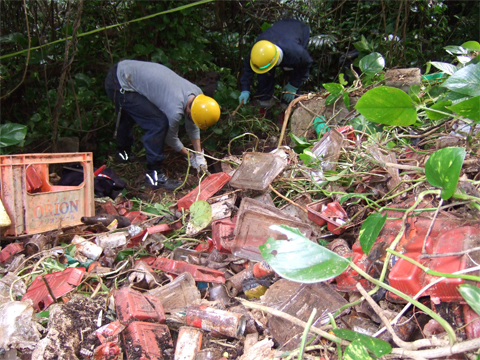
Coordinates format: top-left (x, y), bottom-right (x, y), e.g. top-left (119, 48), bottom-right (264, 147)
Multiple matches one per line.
top-left (189, 150), bottom-right (208, 172)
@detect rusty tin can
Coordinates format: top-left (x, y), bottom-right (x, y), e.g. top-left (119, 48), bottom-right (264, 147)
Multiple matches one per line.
top-left (186, 305), bottom-right (246, 338)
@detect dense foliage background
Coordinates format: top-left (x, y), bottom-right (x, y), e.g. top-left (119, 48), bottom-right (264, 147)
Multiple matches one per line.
top-left (1, 0), bottom-right (478, 161)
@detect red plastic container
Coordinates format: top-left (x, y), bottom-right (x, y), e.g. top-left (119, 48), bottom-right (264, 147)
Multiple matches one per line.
top-left (177, 172), bottom-right (231, 211)
top-left (307, 200), bottom-right (348, 235)
top-left (145, 257), bottom-right (225, 283)
top-left (122, 322), bottom-right (174, 360)
top-left (211, 217), bottom-right (237, 253)
top-left (0, 242), bottom-right (24, 263)
top-left (0, 153), bottom-right (95, 236)
top-left (113, 287), bottom-right (166, 325)
top-left (22, 267), bottom-right (86, 311)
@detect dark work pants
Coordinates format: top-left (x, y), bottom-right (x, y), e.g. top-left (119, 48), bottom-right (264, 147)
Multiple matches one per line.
top-left (105, 65), bottom-right (168, 168)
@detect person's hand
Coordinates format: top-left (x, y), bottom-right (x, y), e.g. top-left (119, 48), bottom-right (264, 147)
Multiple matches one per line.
top-left (195, 151), bottom-right (208, 173)
top-left (239, 91), bottom-right (250, 104)
top-left (188, 150), bottom-right (208, 172)
top-left (282, 83), bottom-right (298, 103)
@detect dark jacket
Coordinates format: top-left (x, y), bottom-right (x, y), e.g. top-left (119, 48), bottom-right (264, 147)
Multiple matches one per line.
top-left (240, 19), bottom-right (312, 92)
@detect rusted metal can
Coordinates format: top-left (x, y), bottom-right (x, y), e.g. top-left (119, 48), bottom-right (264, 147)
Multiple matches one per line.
top-left (174, 326), bottom-right (203, 360)
top-left (186, 305), bottom-right (246, 338)
top-left (224, 266), bottom-right (253, 296)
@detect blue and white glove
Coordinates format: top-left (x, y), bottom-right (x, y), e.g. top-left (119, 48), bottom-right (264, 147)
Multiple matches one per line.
top-left (239, 91), bottom-right (250, 104)
top-left (282, 83), bottom-right (298, 103)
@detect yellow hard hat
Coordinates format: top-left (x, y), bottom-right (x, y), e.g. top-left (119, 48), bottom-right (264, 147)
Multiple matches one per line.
top-left (250, 40), bottom-right (279, 74)
top-left (191, 94), bottom-right (221, 130)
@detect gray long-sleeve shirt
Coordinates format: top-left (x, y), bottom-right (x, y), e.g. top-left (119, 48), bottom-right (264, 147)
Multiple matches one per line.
top-left (117, 60), bottom-right (202, 152)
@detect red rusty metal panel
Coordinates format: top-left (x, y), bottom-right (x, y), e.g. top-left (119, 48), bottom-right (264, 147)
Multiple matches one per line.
top-left (147, 257), bottom-right (225, 284)
top-left (122, 322), bottom-right (174, 360)
top-left (22, 267), bottom-right (85, 311)
top-left (113, 287), bottom-right (166, 325)
top-left (177, 172), bottom-right (231, 211)
top-left (0, 242), bottom-right (24, 263)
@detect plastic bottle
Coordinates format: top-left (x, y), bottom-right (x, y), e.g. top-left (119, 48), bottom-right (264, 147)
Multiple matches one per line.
top-left (80, 215), bottom-right (131, 228)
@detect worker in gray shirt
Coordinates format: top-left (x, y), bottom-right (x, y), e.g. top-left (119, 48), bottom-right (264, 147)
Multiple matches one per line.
top-left (105, 60), bottom-right (221, 190)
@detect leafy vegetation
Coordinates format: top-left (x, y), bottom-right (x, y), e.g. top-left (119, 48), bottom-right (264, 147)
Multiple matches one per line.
top-left (0, 0), bottom-right (479, 161)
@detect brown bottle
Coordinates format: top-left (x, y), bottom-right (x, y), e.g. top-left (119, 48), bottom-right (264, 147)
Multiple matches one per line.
top-left (80, 215), bottom-right (131, 228)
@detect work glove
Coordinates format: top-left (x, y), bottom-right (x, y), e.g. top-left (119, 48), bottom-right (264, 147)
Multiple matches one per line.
top-left (239, 91), bottom-right (250, 105)
top-left (282, 83), bottom-right (298, 103)
top-left (189, 150), bottom-right (208, 173)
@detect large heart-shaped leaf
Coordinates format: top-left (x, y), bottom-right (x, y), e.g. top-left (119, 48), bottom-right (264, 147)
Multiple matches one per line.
top-left (189, 200), bottom-right (212, 229)
top-left (446, 96), bottom-right (480, 122)
top-left (355, 87), bottom-right (417, 126)
top-left (429, 61), bottom-right (457, 76)
top-left (259, 225), bottom-right (350, 283)
top-left (462, 41), bottom-right (480, 51)
top-left (344, 340), bottom-right (375, 360)
top-left (333, 329), bottom-right (392, 357)
top-left (359, 52), bottom-right (385, 76)
top-left (425, 100), bottom-right (453, 120)
top-left (0, 123), bottom-right (27, 147)
top-left (425, 147), bottom-right (466, 200)
top-left (441, 63), bottom-right (480, 97)
top-left (458, 284), bottom-right (480, 317)
top-left (359, 213), bottom-right (387, 256)
top-left (444, 45), bottom-right (468, 55)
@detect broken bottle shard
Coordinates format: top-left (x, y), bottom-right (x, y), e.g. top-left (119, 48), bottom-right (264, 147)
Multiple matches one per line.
top-left (263, 280), bottom-right (348, 351)
top-left (229, 152), bottom-right (287, 191)
top-left (311, 129), bottom-right (343, 172)
top-left (147, 272), bottom-right (201, 313)
top-left (231, 198), bottom-right (313, 261)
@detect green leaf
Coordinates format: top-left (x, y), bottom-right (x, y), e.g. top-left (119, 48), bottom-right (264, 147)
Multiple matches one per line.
top-left (353, 35), bottom-right (372, 53)
top-left (349, 114), bottom-right (383, 135)
top-left (444, 45), bottom-right (468, 55)
top-left (354, 87), bottom-right (417, 126)
top-left (441, 63), bottom-right (480, 97)
top-left (425, 147), bottom-right (466, 200)
top-left (458, 284), bottom-right (480, 317)
top-left (325, 93), bottom-right (340, 105)
top-left (74, 73), bottom-right (91, 87)
top-left (425, 100), bottom-right (453, 120)
top-left (446, 96), bottom-right (480, 122)
top-left (344, 340), bottom-right (375, 360)
top-left (289, 133), bottom-right (312, 154)
top-left (429, 61), bottom-right (457, 75)
top-left (299, 149), bottom-right (317, 165)
top-left (359, 52), bottom-right (385, 76)
top-left (343, 92), bottom-right (351, 109)
top-left (333, 329), bottom-right (392, 357)
top-left (359, 213), bottom-right (387, 256)
top-left (259, 225), bottom-right (351, 283)
top-left (462, 41), bottom-right (480, 51)
top-left (409, 85), bottom-right (421, 104)
top-left (0, 123), bottom-right (27, 147)
top-left (189, 200), bottom-right (212, 230)
top-left (323, 83), bottom-right (344, 97)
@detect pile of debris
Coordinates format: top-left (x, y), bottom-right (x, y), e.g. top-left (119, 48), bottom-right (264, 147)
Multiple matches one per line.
top-left (1, 96), bottom-right (480, 360)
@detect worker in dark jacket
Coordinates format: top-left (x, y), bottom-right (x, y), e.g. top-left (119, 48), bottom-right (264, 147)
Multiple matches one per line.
top-left (239, 19), bottom-right (312, 115)
top-left (105, 60), bottom-right (221, 191)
